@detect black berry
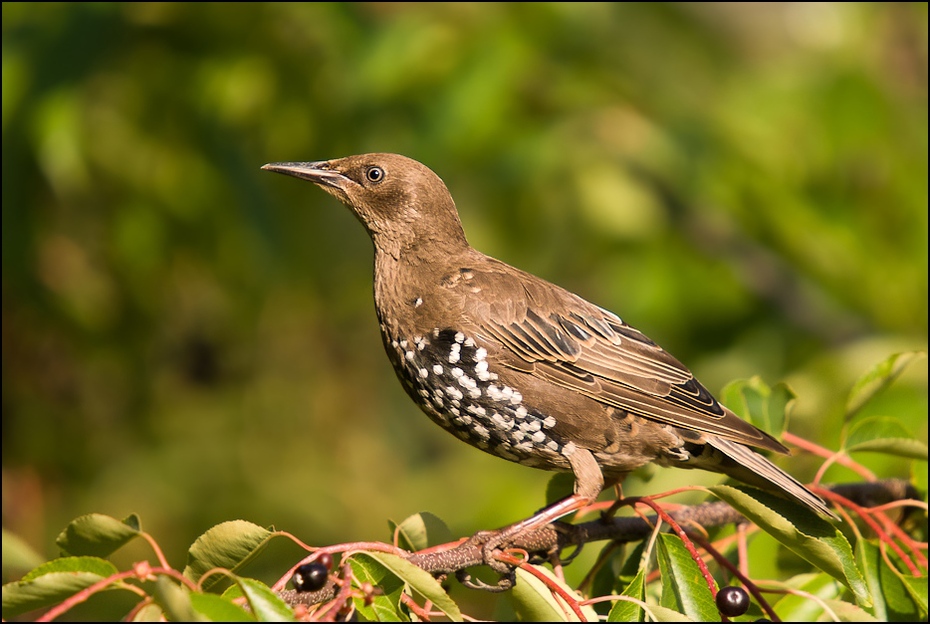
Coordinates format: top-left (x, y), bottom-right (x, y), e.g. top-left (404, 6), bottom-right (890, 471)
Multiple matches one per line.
top-left (292, 562), bottom-right (329, 592)
top-left (716, 585), bottom-right (750, 617)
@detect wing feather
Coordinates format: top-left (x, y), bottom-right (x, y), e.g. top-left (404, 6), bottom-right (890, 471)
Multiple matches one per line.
top-left (463, 264), bottom-right (787, 453)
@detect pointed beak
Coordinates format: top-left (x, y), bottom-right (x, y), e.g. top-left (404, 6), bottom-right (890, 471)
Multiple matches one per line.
top-left (261, 161), bottom-right (348, 189)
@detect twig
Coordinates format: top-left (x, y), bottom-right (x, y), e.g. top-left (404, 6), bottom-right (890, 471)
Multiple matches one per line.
top-left (279, 479), bottom-right (918, 609)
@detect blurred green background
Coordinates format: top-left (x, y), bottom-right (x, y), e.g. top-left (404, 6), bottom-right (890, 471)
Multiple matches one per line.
top-left (2, 0), bottom-right (927, 584)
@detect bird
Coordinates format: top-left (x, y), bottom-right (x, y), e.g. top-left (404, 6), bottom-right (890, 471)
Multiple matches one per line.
top-left (261, 153), bottom-right (836, 542)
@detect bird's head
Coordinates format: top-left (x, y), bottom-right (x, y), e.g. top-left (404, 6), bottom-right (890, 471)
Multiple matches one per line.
top-left (262, 153), bottom-right (468, 253)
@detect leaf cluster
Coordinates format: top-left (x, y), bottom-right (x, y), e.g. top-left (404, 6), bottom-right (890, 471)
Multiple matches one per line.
top-left (3, 353), bottom-right (926, 621)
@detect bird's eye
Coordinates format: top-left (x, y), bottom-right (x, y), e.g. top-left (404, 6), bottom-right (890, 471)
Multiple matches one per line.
top-left (366, 166), bottom-right (384, 183)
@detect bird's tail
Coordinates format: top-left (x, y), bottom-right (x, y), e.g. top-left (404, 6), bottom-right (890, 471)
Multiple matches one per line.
top-left (698, 437), bottom-right (838, 520)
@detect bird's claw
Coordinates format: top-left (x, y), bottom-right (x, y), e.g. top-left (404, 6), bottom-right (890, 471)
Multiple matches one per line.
top-left (455, 567), bottom-right (515, 592)
top-left (552, 522), bottom-right (584, 565)
top-left (463, 528), bottom-right (517, 575)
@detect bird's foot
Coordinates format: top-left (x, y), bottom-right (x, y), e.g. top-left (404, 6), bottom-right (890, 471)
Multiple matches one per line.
top-left (455, 566), bottom-right (515, 592)
top-left (464, 519), bottom-right (569, 577)
top-left (551, 521), bottom-right (584, 565)
top-left (463, 527), bottom-right (520, 576)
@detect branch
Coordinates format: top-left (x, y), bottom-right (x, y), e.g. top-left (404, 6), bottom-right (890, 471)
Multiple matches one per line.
top-left (279, 479), bottom-right (919, 608)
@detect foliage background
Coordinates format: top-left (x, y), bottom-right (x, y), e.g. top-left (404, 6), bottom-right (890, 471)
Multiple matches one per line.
top-left (2, 0), bottom-right (927, 603)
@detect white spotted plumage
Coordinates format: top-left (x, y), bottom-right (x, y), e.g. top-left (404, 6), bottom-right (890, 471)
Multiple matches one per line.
top-left (383, 326), bottom-right (571, 469)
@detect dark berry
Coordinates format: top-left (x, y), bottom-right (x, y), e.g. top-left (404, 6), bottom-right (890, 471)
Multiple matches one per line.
top-left (716, 585), bottom-right (750, 617)
top-left (317, 551), bottom-right (334, 570)
top-left (292, 562), bottom-right (329, 592)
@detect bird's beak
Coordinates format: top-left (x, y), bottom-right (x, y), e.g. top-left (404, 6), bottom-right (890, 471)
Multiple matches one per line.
top-left (261, 161), bottom-right (348, 190)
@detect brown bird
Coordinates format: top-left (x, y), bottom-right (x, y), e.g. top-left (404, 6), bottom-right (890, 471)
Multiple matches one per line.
top-left (262, 153), bottom-right (835, 540)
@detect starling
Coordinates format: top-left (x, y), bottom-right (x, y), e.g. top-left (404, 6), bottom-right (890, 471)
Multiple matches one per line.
top-left (262, 154), bottom-right (836, 538)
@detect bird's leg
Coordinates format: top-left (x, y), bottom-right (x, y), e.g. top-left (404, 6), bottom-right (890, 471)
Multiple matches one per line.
top-left (469, 449), bottom-right (604, 574)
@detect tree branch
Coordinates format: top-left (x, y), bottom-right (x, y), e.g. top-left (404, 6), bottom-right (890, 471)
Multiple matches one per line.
top-left (280, 479), bottom-right (919, 608)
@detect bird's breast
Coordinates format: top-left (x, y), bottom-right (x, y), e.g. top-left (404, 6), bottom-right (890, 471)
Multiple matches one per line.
top-left (378, 325), bottom-right (576, 472)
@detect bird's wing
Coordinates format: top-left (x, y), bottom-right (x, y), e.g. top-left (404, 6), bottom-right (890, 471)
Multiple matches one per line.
top-left (464, 264), bottom-right (788, 454)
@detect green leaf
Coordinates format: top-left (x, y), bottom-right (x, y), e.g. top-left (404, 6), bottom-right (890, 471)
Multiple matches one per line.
top-left (388, 512), bottom-right (452, 552)
top-left (511, 564), bottom-right (597, 622)
top-left (654, 534), bottom-right (717, 621)
top-left (56, 513), bottom-right (142, 557)
top-left (858, 539), bottom-right (888, 620)
top-left (844, 416), bottom-right (928, 460)
top-left (1, 557), bottom-right (120, 618)
top-left (234, 577), bottom-right (295, 622)
top-left (588, 542), bottom-right (629, 617)
top-left (131, 602), bottom-right (166, 621)
top-left (899, 574), bottom-right (928, 614)
top-left (845, 351), bottom-right (927, 419)
top-left (821, 598), bottom-right (882, 621)
top-left (607, 568), bottom-right (646, 622)
top-left (770, 573), bottom-right (843, 621)
top-left (189, 592), bottom-right (255, 621)
top-left (1, 529), bottom-right (45, 576)
top-left (864, 535), bottom-right (927, 618)
top-left (154, 576), bottom-right (199, 622)
top-left (183, 521), bottom-right (274, 589)
top-left (856, 538), bottom-right (923, 621)
top-left (617, 540), bottom-right (648, 587)
top-left (719, 377), bottom-right (794, 437)
top-left (710, 485), bottom-right (871, 606)
top-left (20, 555), bottom-right (119, 582)
top-left (352, 551), bottom-right (462, 622)
top-left (638, 604), bottom-right (695, 621)
top-left (347, 553), bottom-right (407, 621)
